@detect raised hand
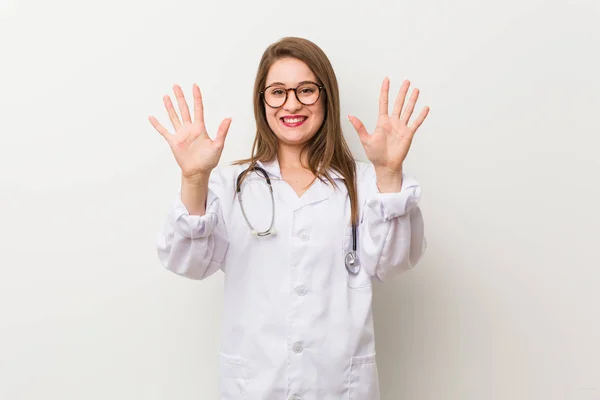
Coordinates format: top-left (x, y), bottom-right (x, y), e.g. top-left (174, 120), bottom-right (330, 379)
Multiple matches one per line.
top-left (348, 78), bottom-right (429, 184)
top-left (149, 84), bottom-right (232, 182)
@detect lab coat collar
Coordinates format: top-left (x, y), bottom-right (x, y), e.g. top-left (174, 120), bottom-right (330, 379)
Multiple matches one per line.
top-left (254, 158), bottom-right (346, 210)
top-left (256, 159), bottom-right (281, 179)
top-left (255, 158), bottom-right (345, 181)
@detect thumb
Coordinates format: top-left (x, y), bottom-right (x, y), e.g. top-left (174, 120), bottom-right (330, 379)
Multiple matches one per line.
top-left (215, 117), bottom-right (232, 147)
top-left (347, 114), bottom-right (369, 143)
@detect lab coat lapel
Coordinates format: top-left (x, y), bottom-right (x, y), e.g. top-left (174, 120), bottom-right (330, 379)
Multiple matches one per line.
top-left (296, 168), bottom-right (345, 211)
top-left (294, 177), bottom-right (329, 211)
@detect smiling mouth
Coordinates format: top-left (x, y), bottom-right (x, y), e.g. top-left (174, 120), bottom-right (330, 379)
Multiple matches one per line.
top-left (281, 116), bottom-right (307, 123)
top-left (280, 116), bottom-right (308, 127)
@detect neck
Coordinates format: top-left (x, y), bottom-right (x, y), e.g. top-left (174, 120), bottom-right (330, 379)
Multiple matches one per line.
top-left (277, 143), bottom-right (309, 169)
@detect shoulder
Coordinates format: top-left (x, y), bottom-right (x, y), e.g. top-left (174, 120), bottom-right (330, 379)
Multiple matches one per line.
top-left (212, 162), bottom-right (246, 178)
top-left (352, 160), bottom-right (378, 195)
top-left (354, 160), bottom-right (376, 182)
top-left (208, 162), bottom-right (249, 193)
top-left (354, 160), bottom-right (373, 174)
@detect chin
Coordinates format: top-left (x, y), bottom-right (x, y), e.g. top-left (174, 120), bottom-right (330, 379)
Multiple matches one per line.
top-left (269, 120), bottom-right (316, 145)
top-left (275, 128), bottom-right (316, 145)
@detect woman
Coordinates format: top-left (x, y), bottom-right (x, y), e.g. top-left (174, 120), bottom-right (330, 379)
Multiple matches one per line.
top-left (149, 37), bottom-right (429, 400)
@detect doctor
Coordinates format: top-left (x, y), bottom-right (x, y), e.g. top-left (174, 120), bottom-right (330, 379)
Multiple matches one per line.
top-left (149, 37), bottom-right (430, 400)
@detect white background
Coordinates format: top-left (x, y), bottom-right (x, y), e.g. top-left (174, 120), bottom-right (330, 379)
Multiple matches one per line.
top-left (1, 0), bottom-right (599, 399)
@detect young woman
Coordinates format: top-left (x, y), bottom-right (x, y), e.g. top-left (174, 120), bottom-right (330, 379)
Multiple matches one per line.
top-left (149, 37), bottom-right (429, 400)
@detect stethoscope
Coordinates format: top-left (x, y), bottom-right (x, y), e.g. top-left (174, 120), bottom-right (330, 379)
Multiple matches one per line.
top-left (235, 166), bottom-right (361, 275)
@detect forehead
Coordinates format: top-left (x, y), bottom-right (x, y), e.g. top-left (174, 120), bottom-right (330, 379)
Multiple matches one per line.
top-left (265, 57), bottom-right (317, 86)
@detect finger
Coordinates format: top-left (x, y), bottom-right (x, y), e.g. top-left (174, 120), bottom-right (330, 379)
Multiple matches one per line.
top-left (391, 80), bottom-right (410, 118)
top-left (400, 88), bottom-right (420, 124)
top-left (408, 106), bottom-right (430, 132)
top-left (192, 83), bottom-right (205, 126)
top-left (378, 77), bottom-right (390, 116)
top-left (148, 116), bottom-right (173, 144)
top-left (347, 114), bottom-right (369, 143)
top-left (163, 95), bottom-right (181, 130)
top-left (214, 118), bottom-right (232, 147)
top-left (173, 84), bottom-right (192, 124)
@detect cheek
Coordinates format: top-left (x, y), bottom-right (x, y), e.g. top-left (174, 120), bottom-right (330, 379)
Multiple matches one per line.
top-left (265, 108), bottom-right (279, 129)
top-left (311, 103), bottom-right (326, 125)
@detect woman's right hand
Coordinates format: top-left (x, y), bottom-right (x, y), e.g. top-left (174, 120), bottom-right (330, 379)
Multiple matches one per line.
top-left (149, 83), bottom-right (232, 182)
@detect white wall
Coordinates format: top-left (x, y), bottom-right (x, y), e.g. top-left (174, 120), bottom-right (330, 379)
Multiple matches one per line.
top-left (1, 0), bottom-right (599, 398)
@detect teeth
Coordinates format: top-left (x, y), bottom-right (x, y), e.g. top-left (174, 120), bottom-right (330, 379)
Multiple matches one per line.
top-left (283, 117), bottom-right (306, 123)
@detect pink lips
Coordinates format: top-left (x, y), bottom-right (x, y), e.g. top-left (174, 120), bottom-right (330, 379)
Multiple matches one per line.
top-left (280, 115), bottom-right (308, 128)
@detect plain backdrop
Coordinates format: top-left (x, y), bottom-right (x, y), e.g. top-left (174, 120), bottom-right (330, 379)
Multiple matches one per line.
top-left (1, 0), bottom-right (599, 399)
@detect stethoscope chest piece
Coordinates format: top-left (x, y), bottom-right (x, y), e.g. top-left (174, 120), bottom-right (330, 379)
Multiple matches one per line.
top-left (345, 252), bottom-right (360, 275)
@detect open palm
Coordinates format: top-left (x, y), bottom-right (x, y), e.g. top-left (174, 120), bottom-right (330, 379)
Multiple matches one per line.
top-left (148, 83), bottom-right (232, 181)
top-left (348, 78), bottom-right (429, 172)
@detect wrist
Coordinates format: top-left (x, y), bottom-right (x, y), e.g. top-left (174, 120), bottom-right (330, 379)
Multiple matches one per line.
top-left (182, 171), bottom-right (211, 187)
top-left (374, 166), bottom-right (403, 193)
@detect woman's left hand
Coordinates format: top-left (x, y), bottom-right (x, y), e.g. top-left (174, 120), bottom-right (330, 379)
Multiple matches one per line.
top-left (348, 78), bottom-right (429, 192)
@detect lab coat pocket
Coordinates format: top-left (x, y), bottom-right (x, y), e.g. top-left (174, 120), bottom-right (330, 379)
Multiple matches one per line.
top-left (343, 226), bottom-right (371, 289)
top-left (218, 351), bottom-right (247, 399)
top-left (349, 353), bottom-right (381, 400)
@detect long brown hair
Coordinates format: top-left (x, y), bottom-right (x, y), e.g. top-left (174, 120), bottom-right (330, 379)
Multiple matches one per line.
top-left (234, 37), bottom-right (359, 225)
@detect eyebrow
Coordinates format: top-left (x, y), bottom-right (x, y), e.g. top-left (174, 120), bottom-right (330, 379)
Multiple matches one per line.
top-left (265, 80), bottom-right (318, 87)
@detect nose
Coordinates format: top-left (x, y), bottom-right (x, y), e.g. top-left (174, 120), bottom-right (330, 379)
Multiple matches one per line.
top-left (282, 89), bottom-right (302, 112)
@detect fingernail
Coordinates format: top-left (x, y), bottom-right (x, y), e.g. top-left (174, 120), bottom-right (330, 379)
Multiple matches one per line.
top-left (347, 114), bottom-right (352, 121)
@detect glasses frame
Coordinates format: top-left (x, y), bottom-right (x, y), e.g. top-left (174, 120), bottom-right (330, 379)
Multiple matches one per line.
top-left (260, 81), bottom-right (325, 108)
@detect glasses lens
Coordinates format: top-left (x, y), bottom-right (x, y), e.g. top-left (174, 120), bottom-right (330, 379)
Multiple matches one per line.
top-left (297, 83), bottom-right (320, 105)
top-left (264, 86), bottom-right (287, 108)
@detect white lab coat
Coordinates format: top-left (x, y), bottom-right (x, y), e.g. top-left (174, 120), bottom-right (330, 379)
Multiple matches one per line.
top-left (156, 158), bottom-right (426, 400)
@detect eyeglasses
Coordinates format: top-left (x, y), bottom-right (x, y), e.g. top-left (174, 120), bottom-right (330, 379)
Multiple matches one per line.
top-left (260, 81), bottom-right (325, 108)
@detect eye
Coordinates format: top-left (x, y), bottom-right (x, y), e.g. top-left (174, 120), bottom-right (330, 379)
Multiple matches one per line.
top-left (270, 88), bottom-right (285, 96)
top-left (299, 87), bottom-right (315, 94)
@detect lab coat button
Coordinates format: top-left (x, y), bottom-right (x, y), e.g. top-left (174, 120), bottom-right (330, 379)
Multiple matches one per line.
top-left (299, 232), bottom-right (310, 242)
top-left (292, 342), bottom-right (304, 353)
top-left (295, 285), bottom-right (307, 296)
